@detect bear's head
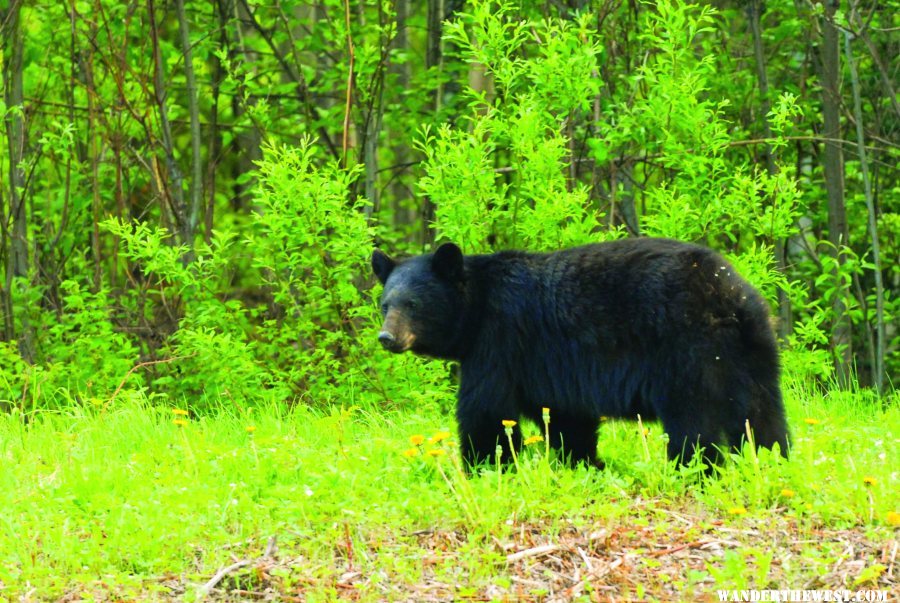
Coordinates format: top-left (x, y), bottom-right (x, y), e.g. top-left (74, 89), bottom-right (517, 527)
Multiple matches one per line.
top-left (371, 242), bottom-right (465, 359)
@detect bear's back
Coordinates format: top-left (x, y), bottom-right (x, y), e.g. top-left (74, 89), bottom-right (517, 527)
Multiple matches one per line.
top-left (469, 238), bottom-right (763, 347)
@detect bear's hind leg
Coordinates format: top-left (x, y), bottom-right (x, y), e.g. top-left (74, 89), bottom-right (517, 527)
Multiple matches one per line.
top-left (727, 386), bottom-right (789, 459)
top-left (659, 407), bottom-right (725, 470)
top-left (666, 430), bottom-right (723, 469)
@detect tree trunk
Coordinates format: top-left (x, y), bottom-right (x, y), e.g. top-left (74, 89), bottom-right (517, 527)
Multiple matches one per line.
top-left (149, 0), bottom-right (192, 254)
top-left (229, 0), bottom-right (261, 212)
top-left (389, 0), bottom-right (413, 230)
top-left (419, 0), bottom-right (443, 245)
top-left (176, 0), bottom-right (204, 239)
top-left (746, 0), bottom-right (792, 337)
top-left (819, 0), bottom-right (852, 385)
top-left (1, 0), bottom-right (33, 360)
top-left (421, 0), bottom-right (464, 245)
top-left (844, 31), bottom-right (885, 394)
top-left (206, 0), bottom-right (229, 245)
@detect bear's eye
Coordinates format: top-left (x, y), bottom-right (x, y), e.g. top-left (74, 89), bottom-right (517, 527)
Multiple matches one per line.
top-left (405, 299), bottom-right (419, 311)
top-left (380, 303), bottom-right (388, 315)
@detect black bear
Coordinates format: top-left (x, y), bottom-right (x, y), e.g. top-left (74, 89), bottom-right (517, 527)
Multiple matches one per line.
top-left (372, 238), bottom-right (788, 470)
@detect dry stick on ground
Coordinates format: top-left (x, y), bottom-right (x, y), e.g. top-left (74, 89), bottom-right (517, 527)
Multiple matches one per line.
top-left (506, 530), bottom-right (608, 563)
top-left (506, 543), bottom-right (561, 563)
top-left (645, 539), bottom-right (713, 558)
top-left (198, 535), bottom-right (278, 600)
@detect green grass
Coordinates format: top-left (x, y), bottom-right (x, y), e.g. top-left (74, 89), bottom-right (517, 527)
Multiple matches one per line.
top-left (1, 380), bottom-right (897, 601)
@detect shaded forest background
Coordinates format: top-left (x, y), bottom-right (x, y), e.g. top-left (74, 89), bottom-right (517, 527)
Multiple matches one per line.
top-left (0, 0), bottom-right (896, 410)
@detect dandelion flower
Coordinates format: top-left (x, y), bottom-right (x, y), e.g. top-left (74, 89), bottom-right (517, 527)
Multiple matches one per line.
top-left (885, 512), bottom-right (900, 527)
top-left (502, 420), bottom-right (517, 428)
top-left (524, 435), bottom-right (544, 446)
top-left (862, 476), bottom-right (877, 486)
top-left (173, 408), bottom-right (189, 416)
top-left (728, 506), bottom-right (747, 516)
top-left (427, 448), bottom-right (446, 457)
top-left (245, 425), bottom-right (257, 433)
top-left (803, 418), bottom-right (820, 425)
top-left (541, 407), bottom-right (550, 418)
top-left (402, 448), bottom-right (420, 458)
top-left (173, 419), bottom-right (187, 427)
top-left (429, 431), bottom-right (451, 444)
top-left (409, 434), bottom-right (425, 446)
top-left (780, 489), bottom-right (795, 498)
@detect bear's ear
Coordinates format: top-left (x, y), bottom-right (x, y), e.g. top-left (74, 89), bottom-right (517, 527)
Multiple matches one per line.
top-left (432, 242), bottom-right (464, 282)
top-left (371, 249), bottom-right (396, 284)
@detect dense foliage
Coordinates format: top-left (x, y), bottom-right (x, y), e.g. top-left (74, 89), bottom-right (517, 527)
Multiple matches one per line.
top-left (0, 0), bottom-right (896, 410)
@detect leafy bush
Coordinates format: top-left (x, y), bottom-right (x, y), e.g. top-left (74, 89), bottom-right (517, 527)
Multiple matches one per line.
top-left (0, 0), bottom-right (894, 410)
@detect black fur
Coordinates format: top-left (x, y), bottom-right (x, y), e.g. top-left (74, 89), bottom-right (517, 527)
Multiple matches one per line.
top-left (373, 239), bottom-right (789, 470)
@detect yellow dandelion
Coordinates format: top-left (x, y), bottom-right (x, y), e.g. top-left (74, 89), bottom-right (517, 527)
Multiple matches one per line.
top-left (502, 420), bottom-right (517, 428)
top-left (728, 506), bottom-right (747, 515)
top-left (402, 448), bottom-right (420, 458)
top-left (885, 512), bottom-right (900, 527)
top-left (803, 418), bottom-right (820, 425)
top-left (804, 504), bottom-right (813, 511)
top-left (427, 448), bottom-right (446, 457)
top-left (429, 431), bottom-right (451, 444)
top-left (409, 434), bottom-right (425, 446)
top-left (780, 488), bottom-right (795, 499)
top-left (173, 408), bottom-right (189, 416)
top-left (173, 419), bottom-right (187, 427)
top-left (642, 428), bottom-right (650, 436)
top-left (245, 425), bottom-right (257, 433)
top-left (862, 476), bottom-right (877, 486)
top-left (524, 435), bottom-right (544, 446)
top-left (541, 407), bottom-right (550, 417)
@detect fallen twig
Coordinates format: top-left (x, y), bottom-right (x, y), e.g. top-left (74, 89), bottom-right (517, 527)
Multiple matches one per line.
top-left (506, 543), bottom-right (560, 563)
top-left (197, 535), bottom-right (277, 599)
top-left (505, 529), bottom-right (607, 564)
top-left (646, 540), bottom-right (707, 557)
top-left (197, 559), bottom-right (251, 599)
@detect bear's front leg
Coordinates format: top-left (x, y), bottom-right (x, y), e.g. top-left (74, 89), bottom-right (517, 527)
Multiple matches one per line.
top-left (548, 413), bottom-right (603, 469)
top-left (456, 373), bottom-right (522, 471)
top-left (457, 410), bottom-right (521, 469)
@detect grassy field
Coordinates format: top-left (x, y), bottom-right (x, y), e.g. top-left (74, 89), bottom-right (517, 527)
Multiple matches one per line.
top-left (1, 378), bottom-right (897, 602)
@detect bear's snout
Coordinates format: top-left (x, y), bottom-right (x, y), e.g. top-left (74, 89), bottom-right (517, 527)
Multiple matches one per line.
top-left (378, 331), bottom-right (398, 351)
top-left (377, 309), bottom-right (415, 353)
top-left (377, 329), bottom-right (414, 353)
